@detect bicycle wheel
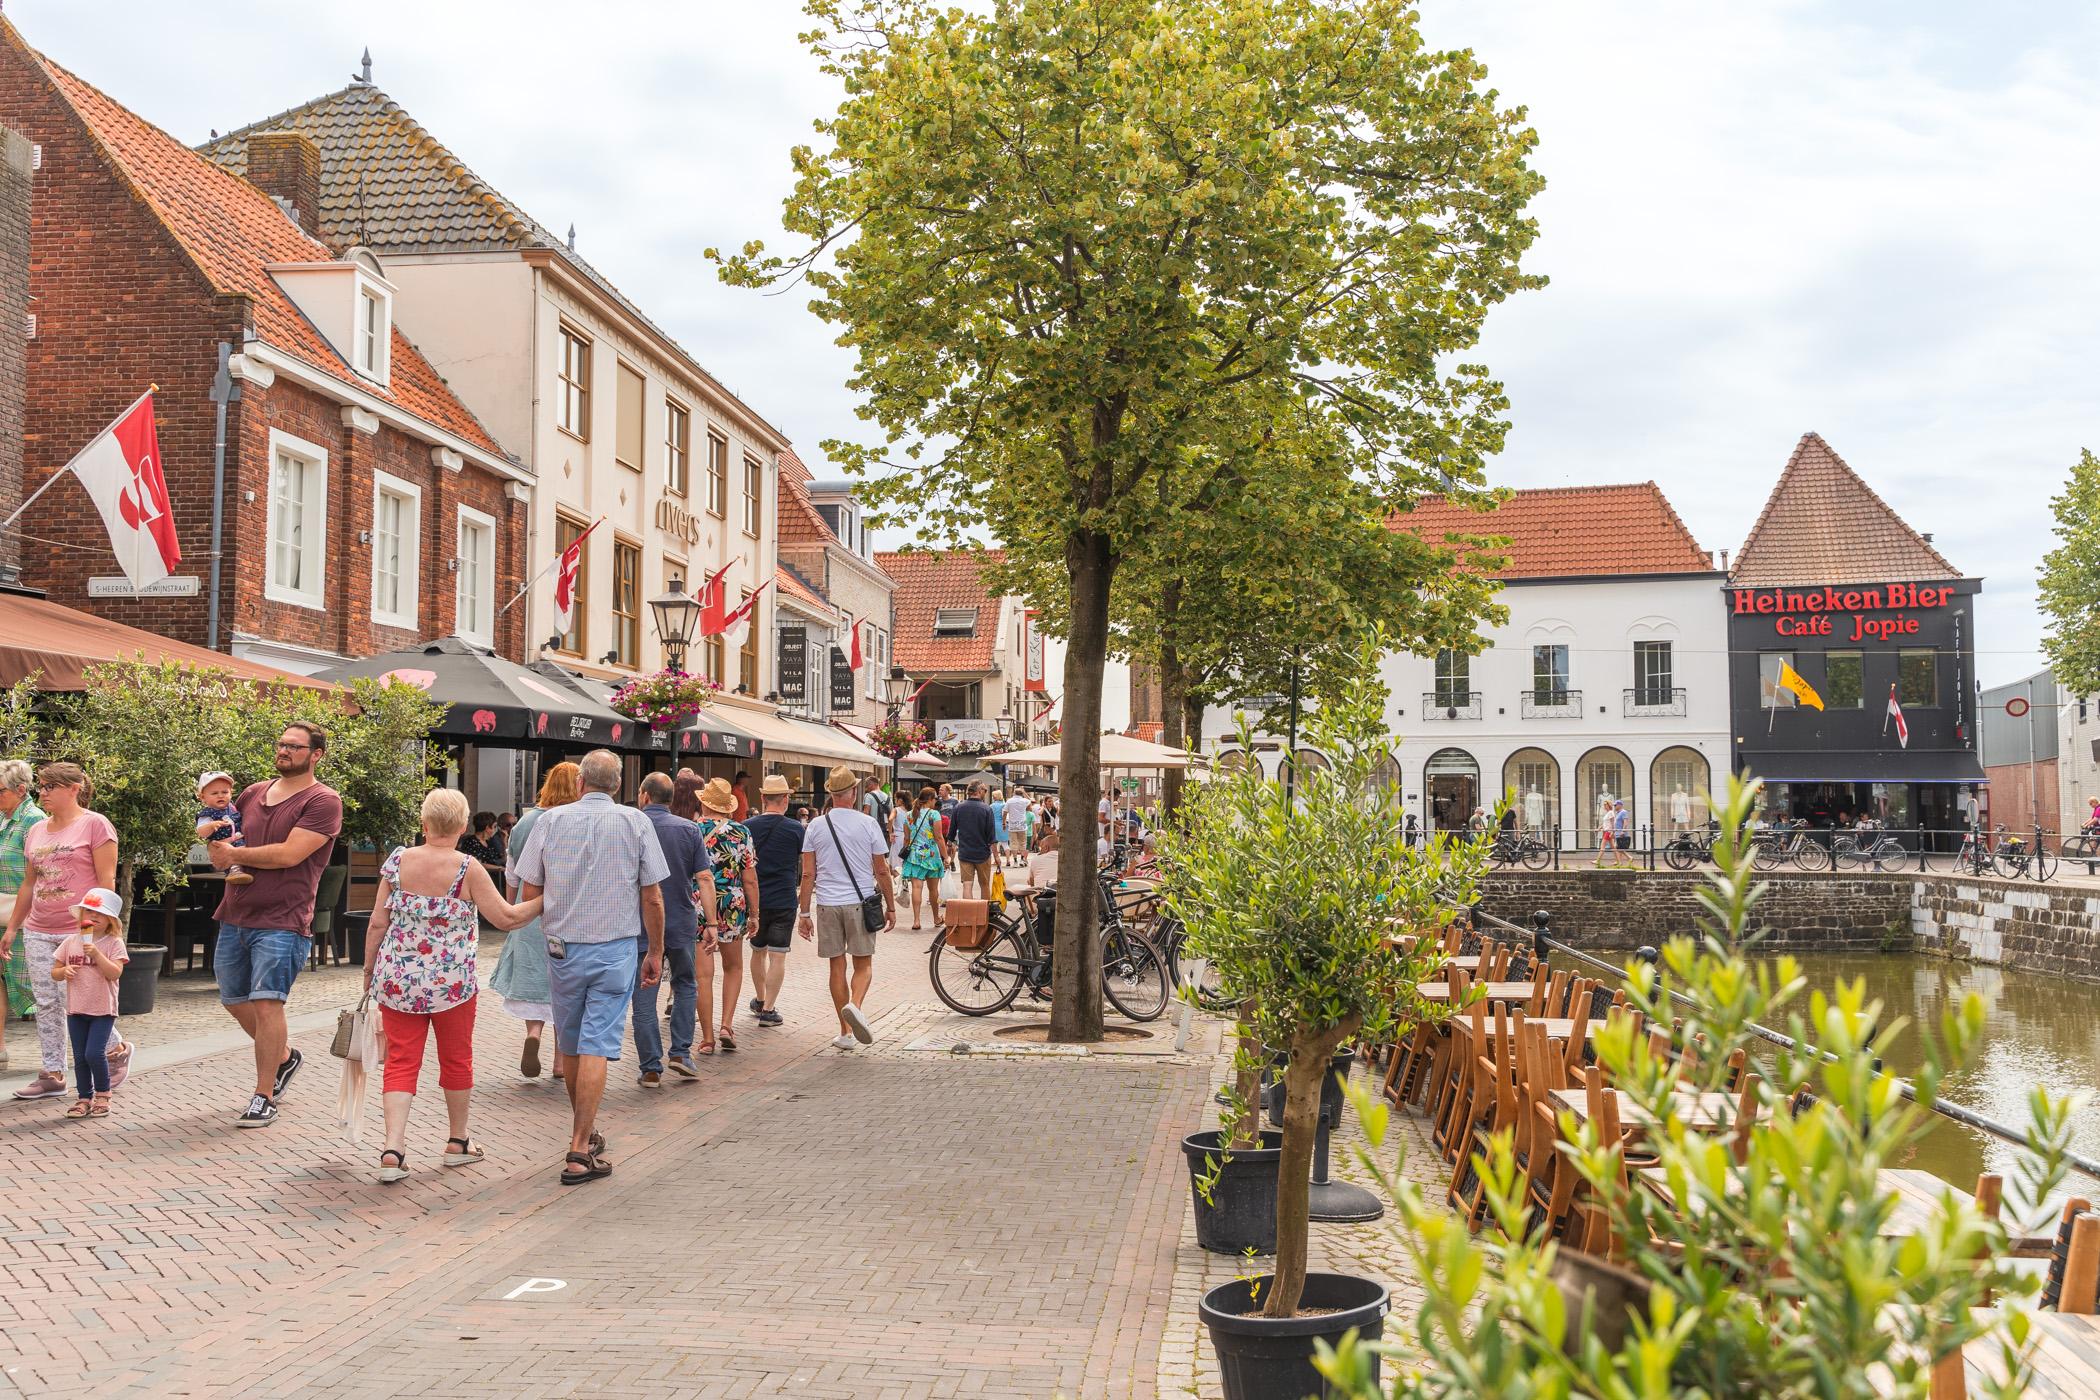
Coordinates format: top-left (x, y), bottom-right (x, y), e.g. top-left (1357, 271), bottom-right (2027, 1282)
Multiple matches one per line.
top-left (1522, 840), bottom-right (1552, 871)
top-left (929, 928), bottom-right (1026, 1015)
top-left (1793, 839), bottom-right (1831, 872)
top-left (1101, 930), bottom-right (1170, 1022)
top-left (1991, 849), bottom-right (2026, 880)
top-left (1753, 840), bottom-right (1783, 872)
top-left (2037, 844), bottom-right (2059, 882)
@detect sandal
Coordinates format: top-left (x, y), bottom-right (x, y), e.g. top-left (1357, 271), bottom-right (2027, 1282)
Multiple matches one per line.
top-left (376, 1148), bottom-right (408, 1184)
top-left (719, 1029), bottom-right (737, 1053)
top-left (521, 1036), bottom-right (542, 1079)
top-left (87, 1093), bottom-right (111, 1118)
top-left (560, 1150), bottom-right (611, 1185)
top-left (442, 1137), bottom-right (484, 1168)
top-left (695, 1039), bottom-right (716, 1055)
top-left (62, 1099), bottom-right (91, 1119)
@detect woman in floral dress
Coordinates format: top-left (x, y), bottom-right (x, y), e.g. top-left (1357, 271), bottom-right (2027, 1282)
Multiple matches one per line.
top-left (363, 788), bottom-right (541, 1183)
top-left (899, 786), bottom-right (949, 929)
top-left (694, 778), bottom-right (760, 1053)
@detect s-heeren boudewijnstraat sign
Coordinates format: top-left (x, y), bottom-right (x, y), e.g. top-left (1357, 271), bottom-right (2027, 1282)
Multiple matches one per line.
top-left (1731, 582), bottom-right (1956, 642)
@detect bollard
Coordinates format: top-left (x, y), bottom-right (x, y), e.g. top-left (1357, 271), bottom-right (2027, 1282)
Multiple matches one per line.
top-left (1532, 909), bottom-right (1552, 965)
top-left (1635, 945), bottom-right (1660, 967)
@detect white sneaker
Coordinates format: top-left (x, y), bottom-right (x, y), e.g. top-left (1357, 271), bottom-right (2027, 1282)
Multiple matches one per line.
top-left (830, 1034), bottom-right (858, 1052)
top-left (841, 1003), bottom-right (875, 1045)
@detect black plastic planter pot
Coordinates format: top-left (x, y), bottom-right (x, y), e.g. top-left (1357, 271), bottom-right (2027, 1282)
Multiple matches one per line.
top-left (1200, 1271), bottom-right (1388, 1400)
top-left (116, 946), bottom-right (165, 1015)
top-left (1182, 1129), bottom-right (1284, 1255)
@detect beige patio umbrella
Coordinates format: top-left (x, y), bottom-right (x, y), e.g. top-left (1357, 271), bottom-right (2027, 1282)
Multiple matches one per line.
top-left (978, 732), bottom-right (1196, 769)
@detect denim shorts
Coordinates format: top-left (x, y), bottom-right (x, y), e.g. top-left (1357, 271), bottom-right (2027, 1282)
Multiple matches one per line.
top-left (548, 936), bottom-right (639, 1060)
top-left (215, 925), bottom-right (309, 1004)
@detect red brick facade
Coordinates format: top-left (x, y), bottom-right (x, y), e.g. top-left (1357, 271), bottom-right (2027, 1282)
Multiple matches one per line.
top-left (0, 22), bottom-right (525, 662)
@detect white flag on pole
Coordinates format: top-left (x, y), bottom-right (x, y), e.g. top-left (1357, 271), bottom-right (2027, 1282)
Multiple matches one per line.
top-left (68, 390), bottom-right (180, 590)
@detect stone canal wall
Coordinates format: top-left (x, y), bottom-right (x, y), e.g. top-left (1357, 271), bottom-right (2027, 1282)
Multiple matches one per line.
top-left (1478, 869), bottom-right (2100, 984)
top-left (1476, 870), bottom-right (1914, 952)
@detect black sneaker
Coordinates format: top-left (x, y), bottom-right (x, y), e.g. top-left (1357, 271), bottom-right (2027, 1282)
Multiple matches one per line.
top-left (235, 1094), bottom-right (277, 1128)
top-left (748, 997), bottom-right (763, 1013)
top-left (273, 1048), bottom-right (303, 1099)
top-left (757, 1009), bottom-right (784, 1027)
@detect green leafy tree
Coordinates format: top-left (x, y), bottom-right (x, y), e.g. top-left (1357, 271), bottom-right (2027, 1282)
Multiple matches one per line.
top-left (326, 678), bottom-right (448, 853)
top-left (1317, 775), bottom-right (2077, 1398)
top-left (2040, 448), bottom-right (2100, 695)
top-left (1160, 634), bottom-right (1489, 1317)
top-left (720, 0), bottom-right (1542, 1039)
top-left (0, 674), bottom-right (46, 762)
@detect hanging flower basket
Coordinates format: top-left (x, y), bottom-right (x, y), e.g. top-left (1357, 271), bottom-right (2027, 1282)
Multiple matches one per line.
top-left (608, 668), bottom-right (719, 728)
top-left (868, 717), bottom-right (929, 759)
top-left (928, 736), bottom-right (1001, 762)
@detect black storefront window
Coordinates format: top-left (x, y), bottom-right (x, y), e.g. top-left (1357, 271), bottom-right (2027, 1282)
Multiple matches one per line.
top-left (1898, 649), bottom-right (1936, 707)
top-left (1758, 651), bottom-right (1795, 709)
top-left (1824, 651), bottom-right (1863, 708)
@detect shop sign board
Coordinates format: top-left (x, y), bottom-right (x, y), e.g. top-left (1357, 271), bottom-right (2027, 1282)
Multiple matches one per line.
top-left (778, 626), bottom-right (807, 701)
top-left (1730, 582), bottom-right (1955, 642)
top-left (829, 646), bottom-right (854, 712)
top-left (937, 718), bottom-right (1002, 744)
top-left (1024, 610), bottom-right (1047, 692)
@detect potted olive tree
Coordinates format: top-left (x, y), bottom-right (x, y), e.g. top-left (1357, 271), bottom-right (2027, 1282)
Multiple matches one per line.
top-left (1160, 641), bottom-right (1485, 1399)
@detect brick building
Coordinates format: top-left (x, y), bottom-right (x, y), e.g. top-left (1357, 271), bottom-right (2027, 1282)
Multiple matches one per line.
top-left (0, 19), bottom-right (529, 669)
top-left (877, 547), bottom-right (1047, 744)
top-left (0, 122), bottom-right (27, 576)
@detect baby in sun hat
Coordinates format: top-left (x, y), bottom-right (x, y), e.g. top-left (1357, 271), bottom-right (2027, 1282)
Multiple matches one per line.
top-left (196, 771), bottom-right (253, 886)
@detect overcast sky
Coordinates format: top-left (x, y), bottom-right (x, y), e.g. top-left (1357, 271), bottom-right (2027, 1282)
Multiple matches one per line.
top-left (14, 0), bottom-right (2095, 713)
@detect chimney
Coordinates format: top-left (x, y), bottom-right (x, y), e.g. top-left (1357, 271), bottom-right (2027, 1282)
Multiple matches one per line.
top-left (0, 126), bottom-right (31, 578)
top-left (246, 131), bottom-right (322, 237)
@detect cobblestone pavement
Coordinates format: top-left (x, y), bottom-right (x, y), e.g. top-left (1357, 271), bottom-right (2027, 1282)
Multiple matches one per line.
top-left (0, 918), bottom-right (1218, 1398)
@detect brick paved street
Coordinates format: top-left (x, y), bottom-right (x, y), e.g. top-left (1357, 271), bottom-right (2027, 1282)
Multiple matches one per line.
top-left (0, 923), bottom-right (1227, 1398)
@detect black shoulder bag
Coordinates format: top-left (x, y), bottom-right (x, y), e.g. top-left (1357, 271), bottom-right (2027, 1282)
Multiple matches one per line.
top-left (823, 811), bottom-right (886, 934)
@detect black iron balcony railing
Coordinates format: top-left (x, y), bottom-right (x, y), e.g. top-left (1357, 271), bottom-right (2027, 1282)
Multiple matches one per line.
top-left (1519, 688), bottom-right (1582, 719)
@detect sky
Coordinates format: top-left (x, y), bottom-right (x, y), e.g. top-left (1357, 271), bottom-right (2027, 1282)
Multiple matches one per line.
top-left (11, 0), bottom-right (2096, 718)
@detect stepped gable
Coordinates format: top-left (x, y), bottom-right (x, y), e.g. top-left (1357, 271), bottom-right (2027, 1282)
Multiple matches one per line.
top-left (1731, 433), bottom-right (1959, 586)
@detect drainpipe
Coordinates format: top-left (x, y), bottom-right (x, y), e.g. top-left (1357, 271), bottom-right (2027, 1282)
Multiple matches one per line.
top-left (206, 342), bottom-right (239, 651)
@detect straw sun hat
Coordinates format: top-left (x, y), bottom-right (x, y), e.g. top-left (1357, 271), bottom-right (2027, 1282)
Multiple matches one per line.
top-left (698, 777), bottom-right (739, 814)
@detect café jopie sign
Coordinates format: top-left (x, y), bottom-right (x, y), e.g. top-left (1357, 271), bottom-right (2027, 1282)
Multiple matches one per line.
top-left (1731, 582), bottom-right (1955, 643)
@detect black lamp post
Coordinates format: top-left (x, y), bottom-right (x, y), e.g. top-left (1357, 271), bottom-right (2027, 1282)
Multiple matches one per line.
top-left (649, 577), bottom-right (702, 674)
top-left (995, 706), bottom-right (1017, 797)
top-left (883, 664), bottom-right (913, 792)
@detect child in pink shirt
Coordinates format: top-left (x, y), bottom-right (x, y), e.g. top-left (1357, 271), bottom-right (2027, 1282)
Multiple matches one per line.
top-left (52, 887), bottom-right (128, 1120)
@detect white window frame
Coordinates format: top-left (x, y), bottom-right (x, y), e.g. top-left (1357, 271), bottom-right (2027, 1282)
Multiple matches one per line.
top-left (369, 470), bottom-right (422, 631)
top-left (864, 626), bottom-right (888, 701)
top-left (455, 504), bottom-right (497, 648)
top-left (353, 280), bottom-right (391, 384)
top-left (264, 428), bottom-right (329, 611)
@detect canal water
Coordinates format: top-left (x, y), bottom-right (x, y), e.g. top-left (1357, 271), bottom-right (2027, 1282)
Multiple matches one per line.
top-left (1787, 953), bottom-right (2099, 1221)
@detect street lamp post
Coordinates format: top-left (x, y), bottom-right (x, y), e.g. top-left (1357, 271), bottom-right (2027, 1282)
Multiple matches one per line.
top-left (648, 577), bottom-right (703, 674)
top-left (883, 663), bottom-right (913, 795)
top-left (995, 705), bottom-right (1017, 799)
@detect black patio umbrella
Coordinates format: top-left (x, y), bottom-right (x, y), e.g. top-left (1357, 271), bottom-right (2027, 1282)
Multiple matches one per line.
top-left (526, 661), bottom-right (762, 760)
top-left (315, 637), bottom-right (637, 746)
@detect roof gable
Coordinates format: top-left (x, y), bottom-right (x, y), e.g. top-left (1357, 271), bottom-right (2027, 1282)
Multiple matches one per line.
top-left (777, 474), bottom-right (840, 551)
top-left (1732, 433), bottom-right (1959, 586)
top-left (1390, 483), bottom-right (1714, 579)
top-left (877, 548), bottom-right (1008, 674)
top-left (11, 31), bottom-right (501, 454)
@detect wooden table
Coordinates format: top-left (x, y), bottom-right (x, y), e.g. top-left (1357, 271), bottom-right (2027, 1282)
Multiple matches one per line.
top-left (1963, 1310), bottom-right (2100, 1396)
top-left (1421, 981), bottom-right (1537, 1005)
top-left (1637, 1165), bottom-right (1971, 1233)
top-left (1549, 1086), bottom-right (1739, 1132)
top-left (1449, 1015), bottom-right (1600, 1049)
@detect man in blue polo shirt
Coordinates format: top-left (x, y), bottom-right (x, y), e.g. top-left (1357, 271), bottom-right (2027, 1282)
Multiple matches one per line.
top-left (744, 775), bottom-right (805, 1027)
top-left (634, 770), bottom-right (714, 1085)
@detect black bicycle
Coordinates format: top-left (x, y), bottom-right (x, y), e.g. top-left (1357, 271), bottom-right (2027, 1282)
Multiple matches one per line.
top-left (1831, 822), bottom-right (1909, 871)
top-left (1488, 829), bottom-right (1553, 871)
top-left (1992, 828), bottom-right (2056, 883)
top-left (1663, 823), bottom-right (1720, 872)
top-left (1147, 909), bottom-right (1237, 1012)
top-left (1753, 819), bottom-right (1830, 872)
top-left (928, 895), bottom-right (1170, 1021)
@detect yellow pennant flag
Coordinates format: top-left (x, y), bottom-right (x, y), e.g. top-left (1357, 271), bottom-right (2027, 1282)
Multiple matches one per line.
top-left (1775, 660), bottom-right (1824, 711)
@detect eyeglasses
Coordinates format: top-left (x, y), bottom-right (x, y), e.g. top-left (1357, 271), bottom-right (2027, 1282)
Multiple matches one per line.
top-left (276, 742), bottom-right (313, 752)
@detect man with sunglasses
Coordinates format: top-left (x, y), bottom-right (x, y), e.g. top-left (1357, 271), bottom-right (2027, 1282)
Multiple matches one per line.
top-left (207, 722), bottom-right (342, 1128)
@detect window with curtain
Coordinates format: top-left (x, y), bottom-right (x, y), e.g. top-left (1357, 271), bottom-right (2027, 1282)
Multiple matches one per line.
top-left (1532, 644), bottom-right (1569, 702)
top-left (1433, 648), bottom-right (1470, 706)
top-left (1759, 651), bottom-right (1796, 710)
top-left (615, 362), bottom-right (645, 472)
top-left (612, 539), bottom-right (641, 668)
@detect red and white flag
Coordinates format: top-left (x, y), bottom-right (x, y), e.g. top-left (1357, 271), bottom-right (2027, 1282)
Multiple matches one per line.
top-left (1885, 685), bottom-right (1909, 749)
top-left (716, 579), bottom-right (771, 649)
top-left (846, 612), bottom-right (864, 670)
top-left (552, 519), bottom-right (599, 636)
top-left (695, 563), bottom-right (732, 637)
top-left (69, 390), bottom-right (180, 590)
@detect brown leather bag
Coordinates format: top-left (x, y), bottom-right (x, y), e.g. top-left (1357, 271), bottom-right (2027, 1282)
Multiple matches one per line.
top-left (943, 899), bottom-right (993, 950)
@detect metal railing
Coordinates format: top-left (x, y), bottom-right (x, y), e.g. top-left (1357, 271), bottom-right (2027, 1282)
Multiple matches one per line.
top-left (1518, 688), bottom-right (1583, 720)
top-left (1623, 686), bottom-right (1687, 717)
top-left (1421, 691), bottom-right (1482, 721)
top-left (1460, 902), bottom-right (2100, 1184)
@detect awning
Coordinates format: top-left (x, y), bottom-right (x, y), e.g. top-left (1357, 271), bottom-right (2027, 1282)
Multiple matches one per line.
top-left (833, 720), bottom-right (944, 769)
top-left (1740, 750), bottom-right (1987, 785)
top-left (721, 707), bottom-right (884, 771)
top-left (525, 662), bottom-right (752, 758)
top-left (0, 589), bottom-right (335, 692)
top-left (316, 637), bottom-right (631, 744)
top-left (674, 707), bottom-right (764, 763)
top-left (981, 732), bottom-right (1196, 770)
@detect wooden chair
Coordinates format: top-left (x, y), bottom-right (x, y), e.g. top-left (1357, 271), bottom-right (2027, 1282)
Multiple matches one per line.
top-left (1430, 998), bottom-right (1488, 1158)
top-left (2042, 1198), bottom-right (2100, 1313)
top-left (1450, 1008), bottom-right (1524, 1226)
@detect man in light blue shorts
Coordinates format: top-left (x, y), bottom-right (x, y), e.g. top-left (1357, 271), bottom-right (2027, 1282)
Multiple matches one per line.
top-left (514, 750), bottom-right (666, 1185)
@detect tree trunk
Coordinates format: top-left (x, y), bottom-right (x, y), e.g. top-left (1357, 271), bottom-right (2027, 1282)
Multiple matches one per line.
top-left (1050, 525), bottom-right (1114, 1043)
top-left (1265, 1014), bottom-right (1361, 1318)
top-left (118, 857), bottom-right (137, 937)
top-left (1158, 583), bottom-right (1188, 821)
top-left (1229, 999), bottom-right (1263, 1151)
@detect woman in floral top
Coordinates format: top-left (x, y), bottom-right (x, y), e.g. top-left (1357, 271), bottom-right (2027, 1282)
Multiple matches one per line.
top-left (694, 778), bottom-right (760, 1053)
top-left (362, 789), bottom-right (540, 1184)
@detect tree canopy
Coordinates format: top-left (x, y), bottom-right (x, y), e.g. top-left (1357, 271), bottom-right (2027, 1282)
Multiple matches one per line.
top-left (2040, 448), bottom-right (2100, 696)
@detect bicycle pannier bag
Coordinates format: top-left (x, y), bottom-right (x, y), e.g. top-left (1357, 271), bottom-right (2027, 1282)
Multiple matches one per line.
top-left (944, 899), bottom-right (993, 950)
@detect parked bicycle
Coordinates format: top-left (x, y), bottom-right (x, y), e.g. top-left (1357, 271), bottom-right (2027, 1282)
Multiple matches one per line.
top-left (2063, 822), bottom-right (2100, 868)
top-left (1990, 826), bottom-right (2056, 883)
top-left (1752, 818), bottom-right (1830, 872)
top-left (1831, 820), bottom-right (1909, 872)
top-left (1662, 821), bottom-right (1721, 872)
top-left (1147, 909), bottom-right (1237, 1012)
top-left (928, 886), bottom-right (1170, 1020)
top-left (1487, 828), bottom-right (1553, 871)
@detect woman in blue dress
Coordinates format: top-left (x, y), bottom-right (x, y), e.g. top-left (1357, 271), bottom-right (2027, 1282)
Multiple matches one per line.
top-left (898, 787), bottom-right (949, 929)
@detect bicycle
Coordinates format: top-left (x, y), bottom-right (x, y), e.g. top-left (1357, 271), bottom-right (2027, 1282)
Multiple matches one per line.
top-left (1940, 827), bottom-right (1997, 878)
top-left (1752, 819), bottom-right (1830, 872)
top-left (1662, 822), bottom-right (1720, 872)
top-left (928, 890), bottom-right (1170, 1021)
top-left (2062, 825), bottom-right (2100, 869)
top-left (1147, 909), bottom-right (1239, 1012)
top-left (1831, 822), bottom-right (1909, 872)
top-left (1993, 827), bottom-right (2056, 883)
top-left (1487, 829), bottom-right (1553, 871)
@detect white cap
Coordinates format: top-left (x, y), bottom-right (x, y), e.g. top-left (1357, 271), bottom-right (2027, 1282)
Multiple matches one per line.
top-left (197, 770), bottom-right (234, 796)
top-left (72, 887), bottom-right (123, 922)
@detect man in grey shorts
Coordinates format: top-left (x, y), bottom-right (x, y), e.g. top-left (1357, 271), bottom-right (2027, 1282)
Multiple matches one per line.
top-left (797, 765), bottom-right (896, 1051)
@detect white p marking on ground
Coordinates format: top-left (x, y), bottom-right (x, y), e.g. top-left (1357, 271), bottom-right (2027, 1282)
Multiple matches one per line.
top-left (502, 1277), bottom-right (568, 1301)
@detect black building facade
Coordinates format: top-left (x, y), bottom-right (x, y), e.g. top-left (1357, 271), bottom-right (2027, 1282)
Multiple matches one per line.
top-left (1726, 435), bottom-right (1984, 841)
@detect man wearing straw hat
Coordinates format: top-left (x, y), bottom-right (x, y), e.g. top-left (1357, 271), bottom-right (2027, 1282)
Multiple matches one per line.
top-left (797, 765), bottom-right (895, 1051)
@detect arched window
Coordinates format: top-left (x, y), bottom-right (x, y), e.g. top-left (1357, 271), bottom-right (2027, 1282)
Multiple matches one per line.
top-left (1367, 750), bottom-right (1402, 796)
top-left (1502, 747), bottom-right (1561, 840)
top-left (1651, 747), bottom-right (1712, 836)
top-left (1214, 748), bottom-right (1255, 777)
top-left (1293, 747), bottom-right (1331, 775)
top-left (1575, 746), bottom-right (1634, 850)
top-left (1424, 747), bottom-right (1480, 834)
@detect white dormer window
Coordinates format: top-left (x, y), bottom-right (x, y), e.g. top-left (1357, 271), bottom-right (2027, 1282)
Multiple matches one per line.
top-left (934, 607), bottom-right (979, 638)
top-left (268, 251), bottom-right (393, 387)
top-left (357, 288), bottom-right (385, 378)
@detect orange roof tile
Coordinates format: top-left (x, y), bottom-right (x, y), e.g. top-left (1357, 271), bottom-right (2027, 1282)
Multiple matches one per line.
top-left (777, 447), bottom-right (815, 489)
top-left (1390, 483), bottom-right (1715, 579)
top-left (774, 563), bottom-right (832, 615)
top-left (20, 35), bottom-right (502, 457)
top-left (776, 475), bottom-right (839, 551)
top-left (1731, 433), bottom-right (1959, 586)
top-left (877, 548), bottom-right (1008, 673)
